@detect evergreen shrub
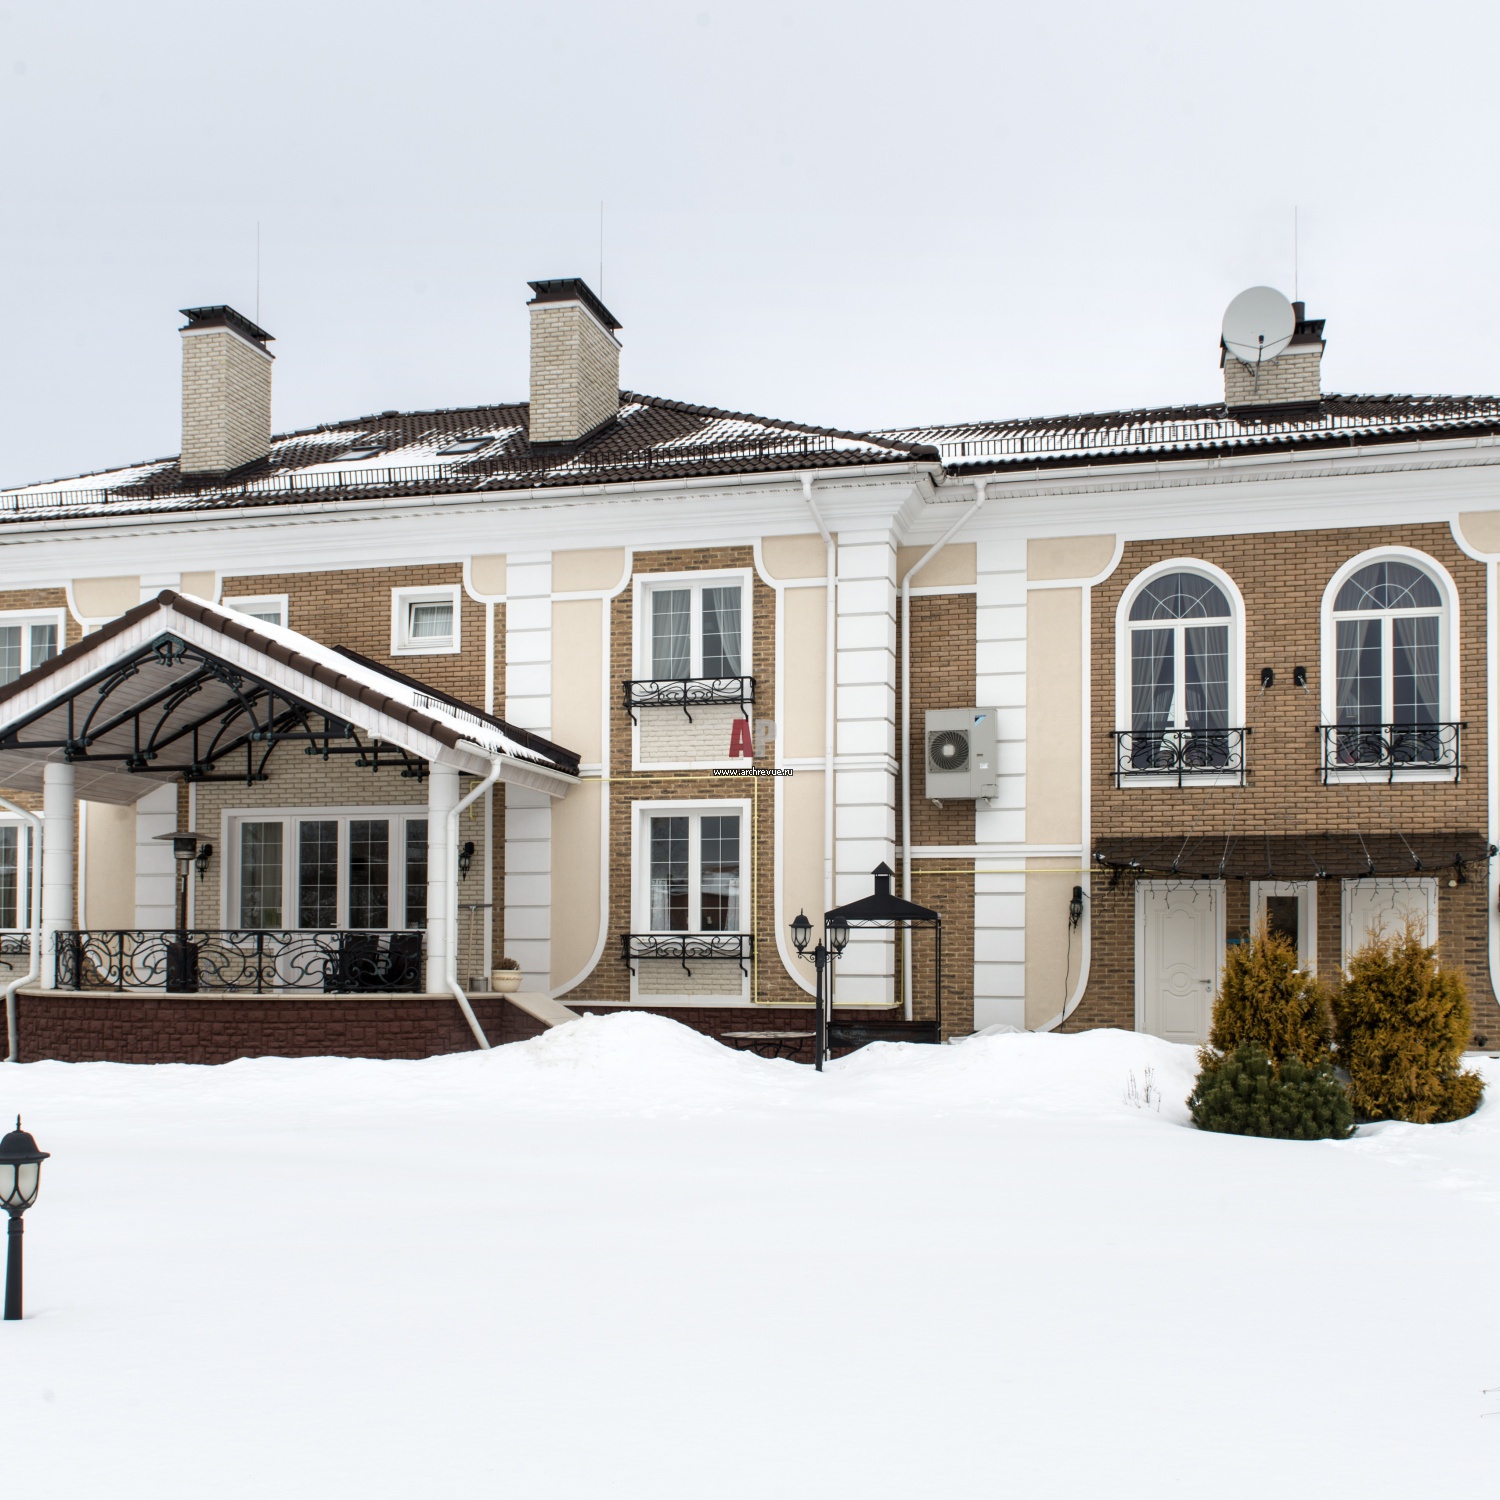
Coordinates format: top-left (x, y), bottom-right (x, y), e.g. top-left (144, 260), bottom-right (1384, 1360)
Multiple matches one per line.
top-left (1333, 923), bottom-right (1485, 1124)
top-left (1209, 924), bottom-right (1333, 1067)
top-left (1188, 1042), bottom-right (1354, 1140)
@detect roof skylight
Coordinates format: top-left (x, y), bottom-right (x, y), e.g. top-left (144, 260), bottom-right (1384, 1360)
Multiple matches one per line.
top-left (437, 436), bottom-right (495, 456)
top-left (338, 445), bottom-right (385, 462)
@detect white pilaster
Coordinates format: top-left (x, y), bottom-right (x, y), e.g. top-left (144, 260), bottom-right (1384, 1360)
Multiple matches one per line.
top-left (134, 783), bottom-right (178, 929)
top-left (41, 761), bottom-right (76, 987)
top-left (973, 538), bottom-right (1028, 1029)
top-left (504, 553), bottom-right (553, 989)
top-left (834, 531), bottom-right (897, 1004)
top-left (426, 764), bottom-right (460, 992)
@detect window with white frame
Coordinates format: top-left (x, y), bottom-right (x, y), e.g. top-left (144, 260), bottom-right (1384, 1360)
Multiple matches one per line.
top-left (223, 595), bottom-right (288, 628)
top-left (645, 578), bottom-right (743, 680)
top-left (0, 610), bottom-right (63, 686)
top-left (392, 586), bottom-right (460, 655)
top-left (640, 806), bottom-right (743, 933)
top-left (0, 822), bottom-right (34, 932)
top-left (1332, 559), bottom-right (1444, 731)
top-left (230, 811), bottom-right (429, 930)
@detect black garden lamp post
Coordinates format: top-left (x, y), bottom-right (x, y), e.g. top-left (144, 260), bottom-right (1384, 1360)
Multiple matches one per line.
top-left (1, 1116), bottom-right (49, 1321)
top-left (790, 909), bottom-right (849, 1071)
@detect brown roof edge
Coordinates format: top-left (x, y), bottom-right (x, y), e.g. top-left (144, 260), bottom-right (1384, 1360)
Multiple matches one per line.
top-left (0, 592), bottom-right (167, 712)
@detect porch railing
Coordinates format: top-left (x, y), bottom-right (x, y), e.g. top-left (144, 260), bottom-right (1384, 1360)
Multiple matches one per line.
top-left (1113, 727), bottom-right (1249, 787)
top-left (1320, 722), bottom-right (1463, 782)
top-left (54, 929), bottom-right (424, 994)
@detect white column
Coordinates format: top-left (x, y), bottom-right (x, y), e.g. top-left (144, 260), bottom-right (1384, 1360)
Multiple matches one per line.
top-left (426, 765), bottom-right (460, 993)
top-left (504, 553), bottom-right (553, 991)
top-left (134, 783), bottom-right (178, 928)
top-left (834, 531), bottom-right (898, 1004)
top-left (41, 761), bottom-right (76, 988)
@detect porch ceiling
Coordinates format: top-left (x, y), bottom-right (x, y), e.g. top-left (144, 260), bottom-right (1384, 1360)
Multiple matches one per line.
top-left (0, 591), bottom-right (580, 805)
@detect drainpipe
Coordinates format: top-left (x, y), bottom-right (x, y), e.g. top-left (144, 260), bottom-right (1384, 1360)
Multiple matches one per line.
top-left (445, 751), bottom-right (505, 1051)
top-left (801, 474), bottom-right (836, 916)
top-left (2, 796), bottom-right (43, 1064)
top-left (899, 477), bottom-right (989, 1020)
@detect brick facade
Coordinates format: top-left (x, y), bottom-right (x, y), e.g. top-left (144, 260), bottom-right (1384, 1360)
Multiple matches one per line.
top-left (180, 327), bottom-right (272, 475)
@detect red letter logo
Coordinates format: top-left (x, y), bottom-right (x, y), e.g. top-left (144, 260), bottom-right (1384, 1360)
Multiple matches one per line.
top-left (729, 718), bottom-right (754, 758)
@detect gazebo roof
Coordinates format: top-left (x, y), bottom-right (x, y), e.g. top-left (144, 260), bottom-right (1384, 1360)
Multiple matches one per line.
top-left (0, 591), bottom-right (580, 805)
top-left (826, 863), bottom-right (939, 926)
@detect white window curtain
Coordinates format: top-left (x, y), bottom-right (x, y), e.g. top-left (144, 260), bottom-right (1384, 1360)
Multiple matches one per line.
top-left (651, 590), bottom-right (691, 678)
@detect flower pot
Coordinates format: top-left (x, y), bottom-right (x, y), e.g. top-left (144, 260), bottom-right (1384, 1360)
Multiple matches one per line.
top-left (491, 970), bottom-right (522, 994)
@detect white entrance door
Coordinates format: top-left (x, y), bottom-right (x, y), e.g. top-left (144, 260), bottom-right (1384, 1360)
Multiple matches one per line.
top-left (1137, 881), bottom-right (1224, 1044)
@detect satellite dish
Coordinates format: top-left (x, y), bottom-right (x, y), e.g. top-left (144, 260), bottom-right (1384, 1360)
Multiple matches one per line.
top-left (1221, 286), bottom-right (1296, 365)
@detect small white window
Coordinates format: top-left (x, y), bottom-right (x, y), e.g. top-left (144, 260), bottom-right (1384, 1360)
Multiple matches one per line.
top-left (637, 805), bottom-right (745, 934)
top-left (1250, 880), bottom-right (1317, 973)
top-left (392, 586), bottom-right (460, 655)
top-left (223, 595), bottom-right (288, 628)
top-left (0, 610), bottom-right (64, 687)
top-left (643, 579), bottom-right (744, 680)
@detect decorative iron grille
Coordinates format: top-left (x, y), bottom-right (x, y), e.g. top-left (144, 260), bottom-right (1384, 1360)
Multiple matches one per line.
top-left (621, 933), bottom-right (753, 977)
top-left (622, 676), bottom-right (754, 723)
top-left (54, 929), bottom-right (424, 994)
top-left (1320, 722), bottom-right (1463, 783)
top-left (1113, 728), bottom-right (1249, 787)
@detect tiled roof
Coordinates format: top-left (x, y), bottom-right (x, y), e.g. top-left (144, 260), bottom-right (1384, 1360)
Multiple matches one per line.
top-left (879, 394), bottom-right (1500, 473)
top-left (0, 393), bottom-right (938, 522)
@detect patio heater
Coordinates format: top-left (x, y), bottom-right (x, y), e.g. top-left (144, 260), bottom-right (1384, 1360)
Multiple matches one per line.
top-left (154, 830), bottom-right (208, 992)
top-left (1, 1117), bottom-right (49, 1321)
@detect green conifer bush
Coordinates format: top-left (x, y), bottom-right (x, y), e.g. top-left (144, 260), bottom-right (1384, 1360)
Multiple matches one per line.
top-left (1208, 923), bottom-right (1333, 1067)
top-left (1333, 923), bottom-right (1485, 1124)
top-left (1188, 1042), bottom-right (1355, 1139)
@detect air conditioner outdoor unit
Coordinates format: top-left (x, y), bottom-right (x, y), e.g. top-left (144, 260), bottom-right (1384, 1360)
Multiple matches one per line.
top-left (925, 708), bottom-right (999, 801)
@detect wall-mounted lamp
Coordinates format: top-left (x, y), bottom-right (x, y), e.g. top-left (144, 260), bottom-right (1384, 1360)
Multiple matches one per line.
top-left (194, 842), bottom-right (214, 880)
top-left (1260, 667), bottom-right (1275, 689)
top-left (1069, 885), bottom-right (1085, 929)
top-left (1293, 665), bottom-right (1308, 688)
top-left (458, 840), bottom-right (475, 879)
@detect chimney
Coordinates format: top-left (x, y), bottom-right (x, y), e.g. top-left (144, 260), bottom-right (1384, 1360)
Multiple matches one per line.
top-left (526, 278), bottom-right (622, 444)
top-left (1222, 300), bottom-right (1325, 410)
top-left (179, 305), bottom-right (274, 475)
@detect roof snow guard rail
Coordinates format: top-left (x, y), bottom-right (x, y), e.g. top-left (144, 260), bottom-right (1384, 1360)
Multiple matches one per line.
top-left (0, 434), bottom-right (917, 517)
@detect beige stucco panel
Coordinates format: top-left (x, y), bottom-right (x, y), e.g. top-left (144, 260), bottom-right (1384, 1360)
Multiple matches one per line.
top-left (760, 534), bottom-right (828, 580)
top-left (1025, 858), bottom-right (1081, 1030)
top-left (469, 554), bottom-right (507, 597)
top-left (179, 571), bottom-right (218, 602)
top-left (778, 771), bottom-right (823, 995)
top-left (71, 576), bottom-right (140, 621)
top-left (896, 542), bottom-right (977, 587)
top-left (84, 801), bottom-right (136, 928)
top-left (1027, 535), bottom-right (1117, 582)
top-left (781, 586), bottom-right (826, 760)
top-left (550, 778), bottom-right (602, 990)
top-left (1457, 512), bottom-right (1500, 555)
top-left (1025, 587), bottom-right (1082, 845)
top-left (554, 547), bottom-right (627, 593)
top-left (551, 599), bottom-right (603, 763)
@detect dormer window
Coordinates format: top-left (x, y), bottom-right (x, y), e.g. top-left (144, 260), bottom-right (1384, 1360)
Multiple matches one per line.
top-left (437, 437), bottom-right (493, 456)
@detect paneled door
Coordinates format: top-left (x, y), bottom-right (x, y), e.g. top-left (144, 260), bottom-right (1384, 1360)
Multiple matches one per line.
top-left (1136, 881), bottom-right (1224, 1044)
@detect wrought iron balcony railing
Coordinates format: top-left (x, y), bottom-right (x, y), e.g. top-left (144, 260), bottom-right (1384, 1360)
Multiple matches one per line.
top-left (623, 676), bottom-right (754, 723)
top-left (621, 933), bottom-right (753, 977)
top-left (54, 929), bottom-right (424, 994)
top-left (1113, 727), bottom-right (1249, 787)
top-left (1320, 722), bottom-right (1463, 782)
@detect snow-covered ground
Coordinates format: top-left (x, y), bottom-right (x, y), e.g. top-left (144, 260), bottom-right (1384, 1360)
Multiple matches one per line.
top-left (3, 1015), bottom-right (1498, 1498)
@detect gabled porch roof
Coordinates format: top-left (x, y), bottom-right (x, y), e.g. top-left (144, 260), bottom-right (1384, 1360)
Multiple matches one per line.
top-left (0, 590), bottom-right (579, 804)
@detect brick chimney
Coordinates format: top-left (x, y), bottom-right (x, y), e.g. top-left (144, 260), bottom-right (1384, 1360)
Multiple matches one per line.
top-left (1222, 301), bottom-right (1326, 409)
top-left (526, 278), bottom-right (621, 444)
top-left (179, 306), bottom-right (274, 475)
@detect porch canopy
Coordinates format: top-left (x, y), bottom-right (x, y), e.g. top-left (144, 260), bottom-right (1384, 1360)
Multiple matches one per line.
top-left (0, 589), bottom-right (578, 802)
top-left (0, 590), bottom-right (579, 1005)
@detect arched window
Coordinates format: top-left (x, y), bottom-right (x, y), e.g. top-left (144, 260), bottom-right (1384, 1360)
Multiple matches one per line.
top-left (1122, 569), bottom-right (1237, 774)
top-left (1330, 557), bottom-right (1448, 768)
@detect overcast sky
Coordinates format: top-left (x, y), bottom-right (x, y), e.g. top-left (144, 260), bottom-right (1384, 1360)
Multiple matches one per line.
top-left (2, 0), bottom-right (1498, 488)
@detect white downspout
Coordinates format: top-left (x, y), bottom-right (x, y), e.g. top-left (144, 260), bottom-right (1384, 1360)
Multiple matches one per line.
top-left (446, 753), bottom-right (506, 1051)
top-left (899, 477), bottom-right (989, 1020)
top-left (801, 474), bottom-right (836, 916)
top-left (2, 796), bottom-right (44, 1064)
